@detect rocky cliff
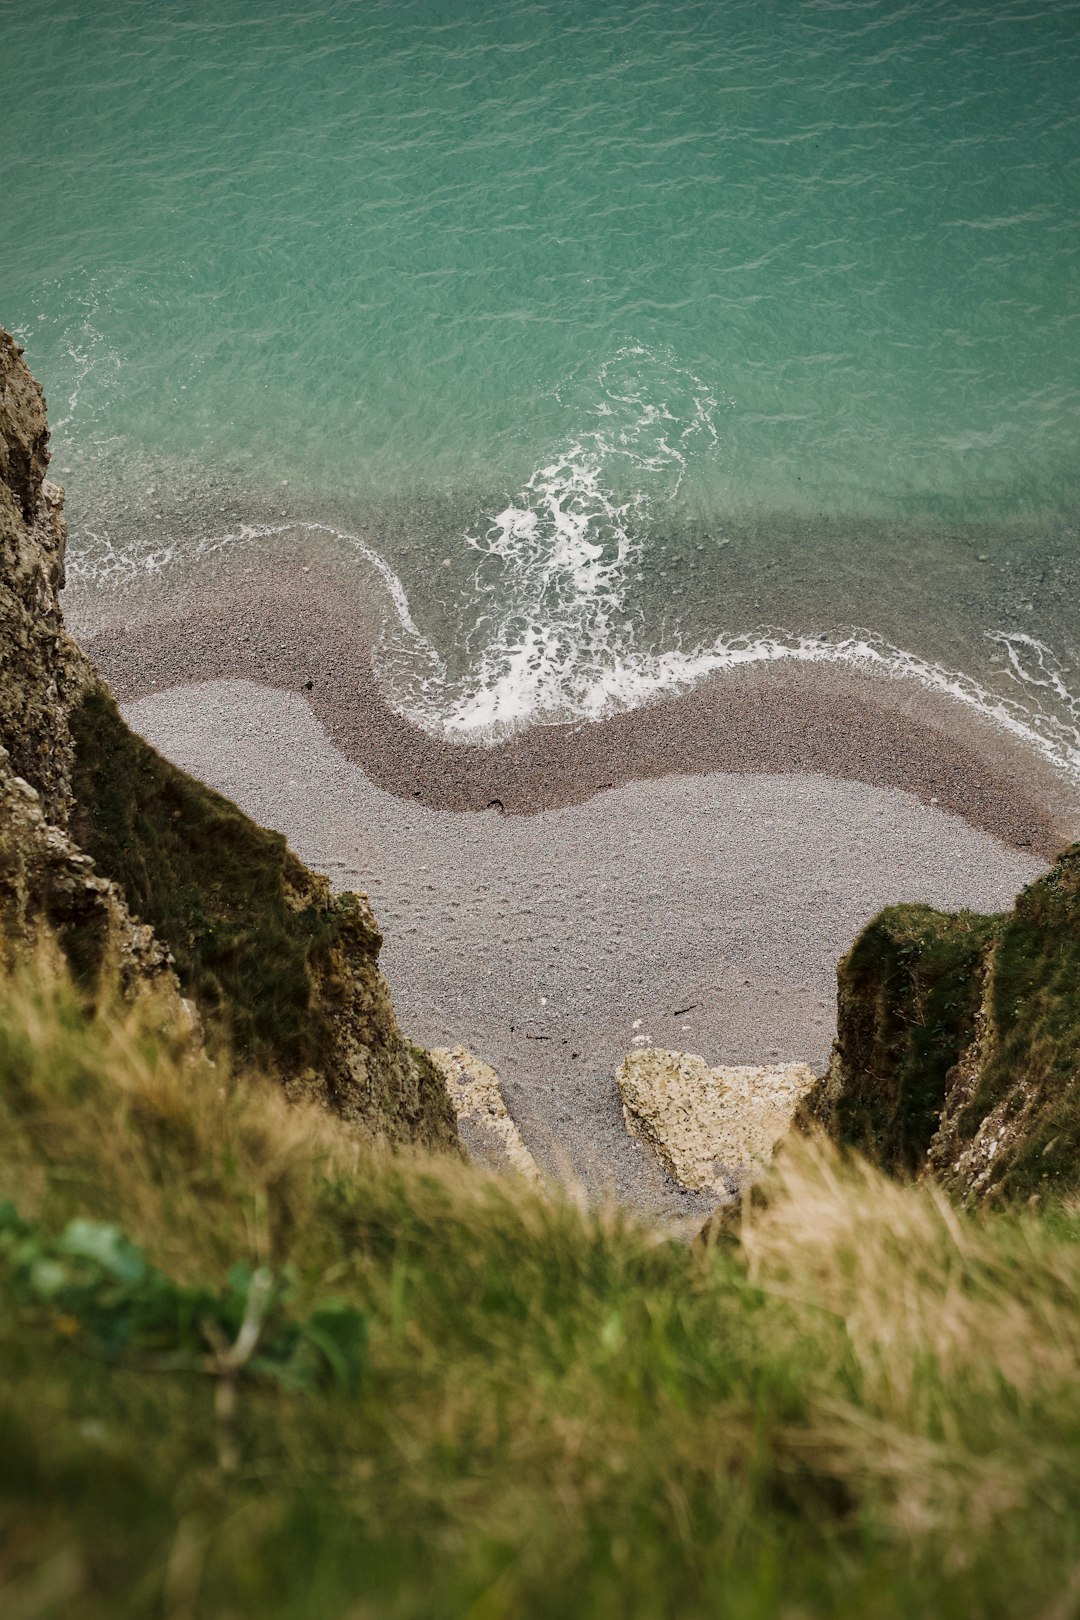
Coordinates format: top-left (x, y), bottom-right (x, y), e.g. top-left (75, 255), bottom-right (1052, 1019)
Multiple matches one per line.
top-left (0, 329), bottom-right (458, 1151)
top-left (805, 849), bottom-right (1080, 1202)
top-left (10, 319), bottom-right (1080, 1201)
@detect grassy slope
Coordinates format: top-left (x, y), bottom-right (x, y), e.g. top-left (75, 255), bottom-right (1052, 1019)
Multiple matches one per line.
top-left (963, 848), bottom-right (1080, 1197)
top-left (69, 684), bottom-right (345, 1072)
top-left (814, 905), bottom-right (1001, 1172)
top-left (3, 965), bottom-right (1080, 1618)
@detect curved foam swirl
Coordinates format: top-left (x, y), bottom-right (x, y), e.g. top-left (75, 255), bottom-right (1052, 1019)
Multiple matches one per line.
top-left (63, 338), bottom-right (1080, 783)
top-left (452, 346), bottom-right (723, 729)
top-left (67, 515), bottom-right (449, 706)
top-left (66, 509), bottom-right (1080, 783)
top-left (454, 625), bottom-right (1080, 778)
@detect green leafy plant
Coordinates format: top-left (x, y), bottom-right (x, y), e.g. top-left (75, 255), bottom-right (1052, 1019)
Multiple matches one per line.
top-left (0, 1202), bottom-right (367, 1397)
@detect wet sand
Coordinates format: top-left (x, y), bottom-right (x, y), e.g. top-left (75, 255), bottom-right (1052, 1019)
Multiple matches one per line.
top-left (83, 559), bottom-right (1079, 859)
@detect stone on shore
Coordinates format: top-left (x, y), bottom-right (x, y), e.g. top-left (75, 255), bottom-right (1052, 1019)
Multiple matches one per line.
top-left (617, 1049), bottom-right (816, 1195)
top-left (432, 1046), bottom-right (544, 1183)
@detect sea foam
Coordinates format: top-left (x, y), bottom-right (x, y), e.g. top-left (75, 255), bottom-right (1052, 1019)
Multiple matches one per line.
top-left (67, 509), bottom-right (1080, 785)
top-left (64, 343), bottom-right (1080, 783)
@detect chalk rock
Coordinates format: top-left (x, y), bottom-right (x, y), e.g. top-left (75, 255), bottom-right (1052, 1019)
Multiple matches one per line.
top-left (617, 1049), bottom-right (816, 1194)
top-left (432, 1047), bottom-right (543, 1183)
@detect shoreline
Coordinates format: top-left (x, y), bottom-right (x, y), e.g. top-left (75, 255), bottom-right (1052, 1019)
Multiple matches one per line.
top-left (80, 557), bottom-right (1080, 857)
top-left (86, 551), bottom-right (1070, 1209)
top-left (120, 674), bottom-right (1050, 1212)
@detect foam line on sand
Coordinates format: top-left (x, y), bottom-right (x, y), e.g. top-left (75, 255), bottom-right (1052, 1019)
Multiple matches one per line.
top-left (82, 561), bottom-right (1080, 857)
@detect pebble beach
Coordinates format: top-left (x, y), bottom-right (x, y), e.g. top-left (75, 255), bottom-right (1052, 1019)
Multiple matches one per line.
top-left (94, 572), bottom-right (1067, 1210)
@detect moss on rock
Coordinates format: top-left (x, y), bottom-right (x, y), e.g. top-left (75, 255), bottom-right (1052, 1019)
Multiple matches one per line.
top-left (68, 684), bottom-right (458, 1150)
top-left (807, 847), bottom-right (1080, 1202)
top-left (69, 685), bottom-right (340, 1071)
top-left (0, 325), bottom-right (457, 1154)
top-left (806, 905), bottom-right (999, 1175)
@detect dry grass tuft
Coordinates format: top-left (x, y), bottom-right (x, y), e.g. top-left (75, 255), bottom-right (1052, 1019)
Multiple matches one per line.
top-left (4, 956), bottom-right (1080, 1618)
top-left (743, 1136), bottom-right (1080, 1544)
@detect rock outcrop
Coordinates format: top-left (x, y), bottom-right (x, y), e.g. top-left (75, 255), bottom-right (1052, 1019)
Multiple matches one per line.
top-left (431, 1047), bottom-right (543, 1182)
top-left (804, 852), bottom-right (1080, 1202)
top-left (0, 742), bottom-right (185, 1024)
top-left (0, 329), bottom-right (457, 1152)
top-left (618, 1049), bottom-right (816, 1196)
top-left (0, 332), bottom-right (83, 825)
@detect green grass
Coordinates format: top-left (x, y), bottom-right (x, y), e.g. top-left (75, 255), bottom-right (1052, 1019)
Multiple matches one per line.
top-left (964, 848), bottom-right (1080, 1198)
top-left (820, 904), bottom-right (1000, 1173)
top-left (66, 687), bottom-right (458, 1152)
top-left (4, 962), bottom-right (1080, 1617)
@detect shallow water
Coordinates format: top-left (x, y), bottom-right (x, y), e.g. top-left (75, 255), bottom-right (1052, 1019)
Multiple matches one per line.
top-left (3, 0), bottom-right (1079, 756)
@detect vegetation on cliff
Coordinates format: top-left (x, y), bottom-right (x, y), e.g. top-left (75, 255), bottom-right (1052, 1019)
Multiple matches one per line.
top-left (68, 686), bottom-right (457, 1147)
top-left (6, 322), bottom-right (1080, 1614)
top-left (807, 844), bottom-right (1080, 1202)
top-left (4, 956), bottom-right (1080, 1619)
top-left (0, 327), bottom-right (456, 1151)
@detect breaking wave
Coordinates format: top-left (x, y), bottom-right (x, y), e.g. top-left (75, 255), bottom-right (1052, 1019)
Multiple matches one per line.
top-left (67, 509), bottom-right (1080, 783)
top-left (447, 345), bottom-right (724, 729)
top-left (64, 345), bottom-right (1080, 782)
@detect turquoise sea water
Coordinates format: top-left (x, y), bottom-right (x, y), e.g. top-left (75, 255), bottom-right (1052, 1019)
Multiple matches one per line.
top-left (3, 0), bottom-right (1080, 753)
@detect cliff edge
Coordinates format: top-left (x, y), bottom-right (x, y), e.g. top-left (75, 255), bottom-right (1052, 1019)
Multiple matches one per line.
top-left (0, 329), bottom-right (458, 1151)
top-left (804, 849), bottom-right (1080, 1202)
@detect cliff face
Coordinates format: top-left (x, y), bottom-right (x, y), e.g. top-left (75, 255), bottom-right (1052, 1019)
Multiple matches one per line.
top-left (0, 331), bottom-right (83, 825)
top-left (806, 849), bottom-right (1080, 1202)
top-left (0, 329), bottom-right (457, 1152)
top-left (0, 330), bottom-right (178, 1010)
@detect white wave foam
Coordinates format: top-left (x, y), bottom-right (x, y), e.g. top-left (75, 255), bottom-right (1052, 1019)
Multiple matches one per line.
top-left (66, 508), bottom-right (1080, 784)
top-left (460, 625), bottom-right (1080, 780)
top-left (62, 341), bottom-right (1080, 784)
top-left (448, 345), bottom-right (724, 728)
top-left (67, 514), bottom-right (449, 704)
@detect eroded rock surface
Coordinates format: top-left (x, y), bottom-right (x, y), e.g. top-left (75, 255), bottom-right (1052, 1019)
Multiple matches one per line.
top-left (617, 1049), bottom-right (816, 1195)
top-left (0, 333), bottom-right (85, 824)
top-left (432, 1047), bottom-right (543, 1182)
top-left (803, 854), bottom-right (1080, 1202)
